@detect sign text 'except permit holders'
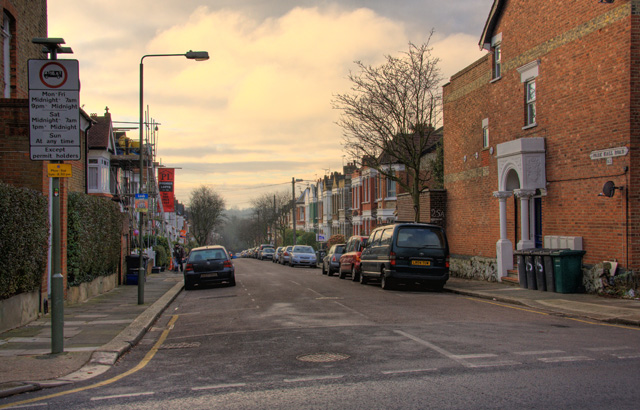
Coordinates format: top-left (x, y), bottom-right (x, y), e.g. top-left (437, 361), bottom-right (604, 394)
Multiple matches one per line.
top-left (28, 59), bottom-right (81, 161)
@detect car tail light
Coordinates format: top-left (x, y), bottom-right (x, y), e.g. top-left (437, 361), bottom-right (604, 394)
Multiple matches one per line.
top-left (223, 260), bottom-right (233, 268)
top-left (445, 256), bottom-right (450, 268)
top-left (332, 255), bottom-right (337, 262)
top-left (185, 263), bottom-right (194, 273)
top-left (390, 251), bottom-right (396, 266)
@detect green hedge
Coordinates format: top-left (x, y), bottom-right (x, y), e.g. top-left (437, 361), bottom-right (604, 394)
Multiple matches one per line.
top-left (0, 183), bottom-right (49, 300)
top-left (67, 192), bottom-right (124, 286)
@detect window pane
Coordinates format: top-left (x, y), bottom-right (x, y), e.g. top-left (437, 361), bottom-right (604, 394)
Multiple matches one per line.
top-left (88, 167), bottom-right (98, 189)
top-left (527, 81), bottom-right (536, 102)
top-left (527, 102), bottom-right (536, 125)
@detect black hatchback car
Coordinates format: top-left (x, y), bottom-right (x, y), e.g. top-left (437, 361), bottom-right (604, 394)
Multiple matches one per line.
top-left (359, 223), bottom-right (449, 290)
top-left (184, 245), bottom-right (236, 290)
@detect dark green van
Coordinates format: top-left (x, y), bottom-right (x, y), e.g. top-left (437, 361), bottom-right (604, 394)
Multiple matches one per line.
top-left (359, 223), bottom-right (449, 290)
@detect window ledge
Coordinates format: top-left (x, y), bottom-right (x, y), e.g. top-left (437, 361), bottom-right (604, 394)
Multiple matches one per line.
top-left (522, 122), bottom-right (538, 131)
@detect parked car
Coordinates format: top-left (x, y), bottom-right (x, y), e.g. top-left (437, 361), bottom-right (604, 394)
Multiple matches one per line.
top-left (280, 245), bottom-right (294, 265)
top-left (338, 235), bottom-right (368, 281)
top-left (289, 245), bottom-right (318, 268)
top-left (260, 247), bottom-right (275, 260)
top-left (322, 244), bottom-right (345, 276)
top-left (184, 245), bottom-right (235, 290)
top-left (258, 244), bottom-right (274, 259)
top-left (359, 223), bottom-right (449, 290)
top-left (273, 247), bottom-right (284, 263)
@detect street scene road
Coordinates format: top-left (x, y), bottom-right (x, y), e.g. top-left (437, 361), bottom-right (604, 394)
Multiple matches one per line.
top-left (3, 259), bottom-right (639, 409)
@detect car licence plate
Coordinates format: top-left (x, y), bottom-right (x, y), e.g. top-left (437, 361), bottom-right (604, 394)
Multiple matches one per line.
top-left (411, 260), bottom-right (431, 266)
top-left (201, 273), bottom-right (218, 278)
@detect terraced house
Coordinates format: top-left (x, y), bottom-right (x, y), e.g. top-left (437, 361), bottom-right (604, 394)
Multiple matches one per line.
top-left (443, 0), bottom-right (639, 279)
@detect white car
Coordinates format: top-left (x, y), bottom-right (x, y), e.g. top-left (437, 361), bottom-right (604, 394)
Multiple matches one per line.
top-left (289, 245), bottom-right (317, 268)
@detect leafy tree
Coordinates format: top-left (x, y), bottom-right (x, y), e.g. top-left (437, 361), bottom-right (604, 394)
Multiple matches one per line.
top-left (188, 185), bottom-right (226, 246)
top-left (333, 37), bottom-right (443, 222)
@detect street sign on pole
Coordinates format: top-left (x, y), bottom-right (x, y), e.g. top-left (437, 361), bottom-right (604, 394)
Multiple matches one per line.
top-left (28, 59), bottom-right (81, 161)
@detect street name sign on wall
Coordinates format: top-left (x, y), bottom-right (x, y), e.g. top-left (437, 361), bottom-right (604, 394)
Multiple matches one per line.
top-left (28, 59), bottom-right (81, 161)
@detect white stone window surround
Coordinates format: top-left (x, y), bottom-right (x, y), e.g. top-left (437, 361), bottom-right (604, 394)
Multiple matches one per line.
top-left (517, 60), bottom-right (540, 129)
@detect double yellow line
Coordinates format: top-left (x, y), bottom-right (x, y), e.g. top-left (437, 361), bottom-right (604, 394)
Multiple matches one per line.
top-left (0, 315), bottom-right (180, 409)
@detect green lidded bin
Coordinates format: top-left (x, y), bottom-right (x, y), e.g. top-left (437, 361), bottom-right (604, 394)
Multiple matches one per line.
top-left (552, 250), bottom-right (586, 293)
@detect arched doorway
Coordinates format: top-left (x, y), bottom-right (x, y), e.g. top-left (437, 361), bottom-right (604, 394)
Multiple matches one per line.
top-left (494, 138), bottom-right (546, 278)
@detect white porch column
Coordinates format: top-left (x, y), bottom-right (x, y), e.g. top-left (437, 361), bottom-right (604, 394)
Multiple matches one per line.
top-left (514, 189), bottom-right (536, 250)
top-left (493, 191), bottom-right (513, 278)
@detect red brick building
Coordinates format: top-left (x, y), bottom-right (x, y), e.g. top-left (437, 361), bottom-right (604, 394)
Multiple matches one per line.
top-left (443, 0), bottom-right (638, 280)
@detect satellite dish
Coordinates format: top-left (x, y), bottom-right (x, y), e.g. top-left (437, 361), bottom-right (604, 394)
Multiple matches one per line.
top-left (602, 181), bottom-right (616, 197)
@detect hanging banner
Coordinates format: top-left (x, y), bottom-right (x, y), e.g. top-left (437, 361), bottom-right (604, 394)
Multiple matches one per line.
top-left (158, 168), bottom-right (175, 213)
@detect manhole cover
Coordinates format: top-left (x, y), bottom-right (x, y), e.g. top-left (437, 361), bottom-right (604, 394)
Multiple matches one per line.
top-left (297, 352), bottom-right (350, 363)
top-left (160, 342), bottom-right (201, 350)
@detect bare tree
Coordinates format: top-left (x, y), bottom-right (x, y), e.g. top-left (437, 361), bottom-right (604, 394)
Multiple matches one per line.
top-left (333, 37), bottom-right (443, 222)
top-left (188, 185), bottom-right (226, 246)
top-left (250, 190), bottom-right (291, 246)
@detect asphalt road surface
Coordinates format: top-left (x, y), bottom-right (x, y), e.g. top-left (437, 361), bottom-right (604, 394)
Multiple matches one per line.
top-left (2, 258), bottom-right (640, 409)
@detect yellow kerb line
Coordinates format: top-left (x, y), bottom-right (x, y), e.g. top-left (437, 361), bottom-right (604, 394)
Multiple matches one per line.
top-left (0, 315), bottom-right (180, 409)
top-left (466, 297), bottom-right (639, 331)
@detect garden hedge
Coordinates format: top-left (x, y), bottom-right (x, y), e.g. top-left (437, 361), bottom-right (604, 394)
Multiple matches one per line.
top-left (0, 183), bottom-right (49, 300)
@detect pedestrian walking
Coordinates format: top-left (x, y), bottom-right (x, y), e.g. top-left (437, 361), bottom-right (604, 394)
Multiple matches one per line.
top-left (173, 244), bottom-right (185, 272)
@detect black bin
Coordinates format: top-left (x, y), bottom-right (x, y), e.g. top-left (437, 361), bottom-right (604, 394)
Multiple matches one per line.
top-left (514, 250), bottom-right (528, 289)
top-left (126, 254), bottom-right (148, 285)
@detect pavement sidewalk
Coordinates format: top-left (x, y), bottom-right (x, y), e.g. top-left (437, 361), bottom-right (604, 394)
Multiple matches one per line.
top-left (0, 272), bottom-right (638, 399)
top-left (0, 270), bottom-right (183, 398)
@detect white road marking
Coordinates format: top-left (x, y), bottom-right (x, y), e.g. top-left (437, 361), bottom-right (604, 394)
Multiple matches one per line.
top-left (382, 368), bottom-right (438, 375)
top-left (584, 346), bottom-right (631, 352)
top-left (451, 353), bottom-right (497, 359)
top-left (538, 356), bottom-right (594, 363)
top-left (467, 360), bottom-right (521, 368)
top-left (395, 330), bottom-right (521, 369)
top-left (515, 350), bottom-right (565, 355)
top-left (614, 354), bottom-right (640, 359)
top-left (284, 375), bottom-right (345, 383)
top-left (90, 392), bottom-right (155, 401)
top-left (192, 383), bottom-right (247, 391)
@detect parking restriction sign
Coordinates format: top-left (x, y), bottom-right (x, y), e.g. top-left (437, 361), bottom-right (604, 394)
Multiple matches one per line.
top-left (28, 59), bottom-right (81, 161)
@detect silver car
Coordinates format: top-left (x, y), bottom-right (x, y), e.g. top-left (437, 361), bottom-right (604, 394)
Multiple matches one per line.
top-left (289, 245), bottom-right (317, 268)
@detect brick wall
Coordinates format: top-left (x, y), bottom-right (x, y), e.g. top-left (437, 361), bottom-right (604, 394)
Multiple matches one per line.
top-left (1, 0), bottom-right (48, 98)
top-left (443, 1), bottom-right (637, 269)
top-left (396, 190), bottom-right (446, 227)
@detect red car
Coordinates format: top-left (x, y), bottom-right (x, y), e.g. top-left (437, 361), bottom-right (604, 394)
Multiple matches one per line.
top-left (338, 235), bottom-right (369, 280)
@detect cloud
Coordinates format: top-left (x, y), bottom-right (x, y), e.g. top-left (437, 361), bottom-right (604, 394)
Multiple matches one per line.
top-left (49, 1), bottom-right (488, 208)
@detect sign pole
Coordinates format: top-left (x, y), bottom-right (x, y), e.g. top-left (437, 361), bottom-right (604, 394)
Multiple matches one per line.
top-left (30, 38), bottom-right (77, 354)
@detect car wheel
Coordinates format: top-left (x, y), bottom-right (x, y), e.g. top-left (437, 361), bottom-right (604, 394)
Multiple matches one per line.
top-left (338, 268), bottom-right (346, 279)
top-left (381, 269), bottom-right (394, 290)
top-left (327, 266), bottom-right (333, 276)
top-left (229, 276), bottom-right (236, 287)
top-left (321, 263), bottom-right (327, 275)
top-left (351, 266), bottom-right (359, 282)
top-left (184, 278), bottom-right (195, 290)
top-left (428, 280), bottom-right (445, 292)
top-left (359, 272), bottom-right (368, 285)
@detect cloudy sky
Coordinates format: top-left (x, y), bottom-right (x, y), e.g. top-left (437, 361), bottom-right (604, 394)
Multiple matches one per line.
top-left (49, 0), bottom-right (489, 209)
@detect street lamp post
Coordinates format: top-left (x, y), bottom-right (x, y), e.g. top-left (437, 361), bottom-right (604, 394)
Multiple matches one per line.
top-left (138, 50), bottom-right (209, 305)
top-left (292, 178), bottom-right (303, 245)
